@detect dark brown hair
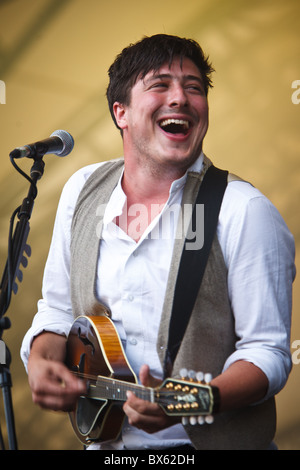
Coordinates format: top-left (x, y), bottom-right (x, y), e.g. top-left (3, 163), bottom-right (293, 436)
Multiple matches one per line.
top-left (106, 34), bottom-right (214, 130)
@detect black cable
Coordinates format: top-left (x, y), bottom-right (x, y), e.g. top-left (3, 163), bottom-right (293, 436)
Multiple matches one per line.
top-left (4, 206), bottom-right (21, 315)
top-left (9, 156), bottom-right (37, 198)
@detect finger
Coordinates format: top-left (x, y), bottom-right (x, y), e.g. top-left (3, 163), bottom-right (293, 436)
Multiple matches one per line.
top-left (124, 391), bottom-right (162, 416)
top-left (32, 362), bottom-right (86, 396)
top-left (30, 362), bottom-right (86, 411)
top-left (33, 393), bottom-right (78, 412)
top-left (34, 375), bottom-right (85, 399)
top-left (55, 365), bottom-right (87, 394)
top-left (124, 392), bottom-right (169, 433)
top-left (31, 379), bottom-right (84, 411)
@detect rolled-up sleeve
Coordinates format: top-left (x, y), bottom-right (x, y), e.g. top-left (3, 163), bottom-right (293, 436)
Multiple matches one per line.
top-left (20, 303), bottom-right (73, 370)
top-left (218, 182), bottom-right (296, 399)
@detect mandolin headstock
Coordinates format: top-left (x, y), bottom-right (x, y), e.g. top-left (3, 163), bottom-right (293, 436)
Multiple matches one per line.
top-left (158, 368), bottom-right (218, 425)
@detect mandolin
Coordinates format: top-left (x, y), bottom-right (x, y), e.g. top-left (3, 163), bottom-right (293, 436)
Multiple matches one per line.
top-left (66, 315), bottom-right (218, 445)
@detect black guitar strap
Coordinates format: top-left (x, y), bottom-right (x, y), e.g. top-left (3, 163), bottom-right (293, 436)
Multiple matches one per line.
top-left (164, 165), bottom-right (228, 377)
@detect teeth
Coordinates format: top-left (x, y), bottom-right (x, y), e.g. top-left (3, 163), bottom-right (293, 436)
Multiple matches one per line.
top-left (160, 118), bottom-right (190, 130)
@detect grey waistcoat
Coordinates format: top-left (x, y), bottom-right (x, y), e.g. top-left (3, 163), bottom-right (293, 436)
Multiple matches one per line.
top-left (70, 157), bottom-right (276, 450)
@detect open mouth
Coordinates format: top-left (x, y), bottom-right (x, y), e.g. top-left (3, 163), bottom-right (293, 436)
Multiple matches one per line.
top-left (159, 118), bottom-right (191, 135)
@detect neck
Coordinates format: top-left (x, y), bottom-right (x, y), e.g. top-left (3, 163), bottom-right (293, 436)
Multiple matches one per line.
top-left (115, 160), bottom-right (187, 243)
top-left (122, 159), bottom-right (189, 205)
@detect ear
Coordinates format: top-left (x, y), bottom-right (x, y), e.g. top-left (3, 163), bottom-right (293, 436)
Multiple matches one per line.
top-left (113, 102), bottom-right (128, 131)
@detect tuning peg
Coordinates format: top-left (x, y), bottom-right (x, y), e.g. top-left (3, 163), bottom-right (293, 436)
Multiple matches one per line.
top-left (179, 368), bottom-right (188, 379)
top-left (188, 370), bottom-right (196, 380)
top-left (181, 417), bottom-right (189, 426)
top-left (196, 371), bottom-right (204, 382)
top-left (204, 373), bottom-right (212, 384)
top-left (189, 416), bottom-right (197, 425)
top-left (182, 415), bottom-right (214, 426)
top-left (205, 415), bottom-right (214, 424)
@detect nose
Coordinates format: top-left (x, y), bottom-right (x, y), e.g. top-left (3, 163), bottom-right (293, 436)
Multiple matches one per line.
top-left (168, 83), bottom-right (188, 108)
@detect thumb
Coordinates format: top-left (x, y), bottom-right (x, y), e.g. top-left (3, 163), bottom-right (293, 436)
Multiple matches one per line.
top-left (139, 364), bottom-right (162, 388)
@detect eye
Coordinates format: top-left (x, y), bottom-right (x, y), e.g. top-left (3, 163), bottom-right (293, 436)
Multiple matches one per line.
top-left (150, 82), bottom-right (168, 90)
top-left (186, 84), bottom-right (204, 94)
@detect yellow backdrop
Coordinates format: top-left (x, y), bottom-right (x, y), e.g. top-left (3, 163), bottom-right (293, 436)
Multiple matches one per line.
top-left (0, 0), bottom-right (299, 450)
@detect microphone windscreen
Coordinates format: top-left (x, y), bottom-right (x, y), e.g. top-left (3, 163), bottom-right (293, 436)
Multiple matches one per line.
top-left (50, 130), bottom-right (74, 156)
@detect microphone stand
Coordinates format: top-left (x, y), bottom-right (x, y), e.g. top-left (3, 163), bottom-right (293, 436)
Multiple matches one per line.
top-left (0, 157), bottom-right (45, 450)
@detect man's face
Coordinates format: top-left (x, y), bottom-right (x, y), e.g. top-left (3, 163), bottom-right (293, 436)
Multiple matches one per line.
top-left (113, 57), bottom-right (209, 174)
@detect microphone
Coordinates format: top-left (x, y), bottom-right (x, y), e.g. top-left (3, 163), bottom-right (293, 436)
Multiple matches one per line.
top-left (9, 130), bottom-right (74, 159)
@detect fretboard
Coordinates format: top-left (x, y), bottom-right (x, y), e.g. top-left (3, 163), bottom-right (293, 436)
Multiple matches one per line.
top-left (88, 376), bottom-right (156, 403)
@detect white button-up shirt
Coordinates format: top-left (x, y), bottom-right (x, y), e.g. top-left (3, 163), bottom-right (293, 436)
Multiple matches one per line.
top-left (21, 153), bottom-right (295, 449)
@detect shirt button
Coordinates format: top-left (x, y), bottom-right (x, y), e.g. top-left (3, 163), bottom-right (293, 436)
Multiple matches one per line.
top-left (128, 294), bottom-right (134, 302)
top-left (130, 338), bottom-right (137, 345)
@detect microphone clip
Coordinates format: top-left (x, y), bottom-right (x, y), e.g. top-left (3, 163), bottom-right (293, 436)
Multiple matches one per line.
top-left (30, 158), bottom-right (45, 181)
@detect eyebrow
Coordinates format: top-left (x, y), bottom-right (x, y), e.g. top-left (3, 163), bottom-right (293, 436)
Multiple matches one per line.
top-left (144, 73), bottom-right (204, 86)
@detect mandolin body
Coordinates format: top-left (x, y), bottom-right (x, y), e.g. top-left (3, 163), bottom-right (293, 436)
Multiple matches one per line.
top-left (66, 315), bottom-right (137, 445)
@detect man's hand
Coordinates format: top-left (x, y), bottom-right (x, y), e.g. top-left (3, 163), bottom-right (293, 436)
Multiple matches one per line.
top-left (123, 364), bottom-right (180, 433)
top-left (27, 332), bottom-right (86, 412)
